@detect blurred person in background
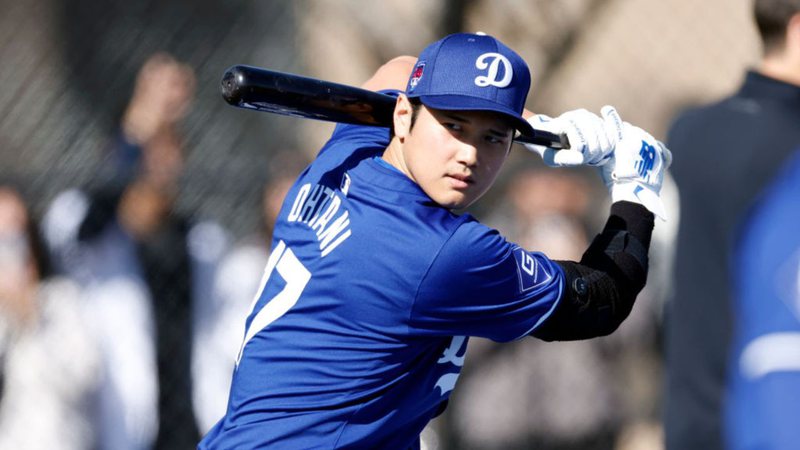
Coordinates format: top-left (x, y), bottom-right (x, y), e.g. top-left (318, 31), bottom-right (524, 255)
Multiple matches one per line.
top-left (664, 1), bottom-right (800, 449)
top-left (194, 169), bottom-right (300, 434)
top-left (443, 168), bottom-right (663, 450)
top-left (725, 148), bottom-right (800, 450)
top-left (43, 53), bottom-right (243, 450)
top-left (485, 168), bottom-right (593, 256)
top-left (0, 182), bottom-right (100, 449)
top-left (214, 158), bottom-right (306, 298)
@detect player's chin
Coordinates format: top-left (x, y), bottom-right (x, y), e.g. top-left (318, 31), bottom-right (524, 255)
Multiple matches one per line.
top-left (435, 189), bottom-right (476, 210)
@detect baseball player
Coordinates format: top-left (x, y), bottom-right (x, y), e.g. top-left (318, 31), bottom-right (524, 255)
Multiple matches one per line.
top-left (199, 33), bottom-right (670, 449)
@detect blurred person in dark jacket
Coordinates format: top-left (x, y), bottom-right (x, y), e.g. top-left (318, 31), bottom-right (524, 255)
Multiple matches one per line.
top-left (43, 53), bottom-right (242, 450)
top-left (665, 1), bottom-right (800, 449)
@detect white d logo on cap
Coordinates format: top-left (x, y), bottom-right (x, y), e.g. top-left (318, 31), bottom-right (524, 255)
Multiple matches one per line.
top-left (474, 52), bottom-right (513, 88)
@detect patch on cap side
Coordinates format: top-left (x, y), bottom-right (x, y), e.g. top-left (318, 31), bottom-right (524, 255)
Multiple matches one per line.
top-left (409, 62), bottom-right (425, 91)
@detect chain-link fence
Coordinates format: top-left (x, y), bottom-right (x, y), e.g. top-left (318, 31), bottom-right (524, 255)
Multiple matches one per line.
top-left (0, 0), bottom-right (760, 449)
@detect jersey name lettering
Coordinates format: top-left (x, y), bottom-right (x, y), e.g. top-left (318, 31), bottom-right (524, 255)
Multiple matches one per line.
top-left (287, 183), bottom-right (352, 257)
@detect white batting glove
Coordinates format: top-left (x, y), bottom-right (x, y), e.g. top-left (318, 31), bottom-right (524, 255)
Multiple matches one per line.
top-left (600, 119), bottom-right (673, 220)
top-left (525, 106), bottom-right (622, 167)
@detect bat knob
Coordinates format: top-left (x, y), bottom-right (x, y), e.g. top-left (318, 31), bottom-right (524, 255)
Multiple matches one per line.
top-left (221, 66), bottom-right (246, 105)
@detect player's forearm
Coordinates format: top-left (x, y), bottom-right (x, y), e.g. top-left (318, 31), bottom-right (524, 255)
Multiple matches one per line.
top-left (532, 201), bottom-right (654, 341)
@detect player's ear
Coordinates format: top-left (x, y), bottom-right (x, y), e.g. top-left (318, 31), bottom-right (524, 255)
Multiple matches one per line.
top-left (788, 13), bottom-right (800, 52)
top-left (393, 94), bottom-right (413, 140)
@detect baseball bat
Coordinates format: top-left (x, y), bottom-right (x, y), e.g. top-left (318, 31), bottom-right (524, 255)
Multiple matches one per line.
top-left (220, 65), bottom-right (570, 149)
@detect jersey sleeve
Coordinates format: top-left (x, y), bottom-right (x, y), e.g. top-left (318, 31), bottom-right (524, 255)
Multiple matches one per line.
top-left (409, 219), bottom-right (565, 342)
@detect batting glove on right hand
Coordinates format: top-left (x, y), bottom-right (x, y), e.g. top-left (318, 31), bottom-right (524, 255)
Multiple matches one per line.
top-left (601, 120), bottom-right (673, 220)
top-left (525, 106), bottom-right (621, 167)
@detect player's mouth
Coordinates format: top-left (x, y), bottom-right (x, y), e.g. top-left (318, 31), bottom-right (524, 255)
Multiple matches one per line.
top-left (447, 173), bottom-right (474, 189)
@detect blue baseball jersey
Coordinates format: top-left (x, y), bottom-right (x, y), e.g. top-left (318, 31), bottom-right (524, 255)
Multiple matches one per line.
top-left (199, 118), bottom-right (565, 449)
top-left (726, 150), bottom-right (800, 450)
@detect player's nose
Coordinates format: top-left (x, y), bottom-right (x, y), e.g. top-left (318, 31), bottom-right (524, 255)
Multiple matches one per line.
top-left (454, 139), bottom-right (478, 167)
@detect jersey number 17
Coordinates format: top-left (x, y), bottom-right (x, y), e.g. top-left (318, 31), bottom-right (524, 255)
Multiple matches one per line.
top-left (235, 240), bottom-right (311, 365)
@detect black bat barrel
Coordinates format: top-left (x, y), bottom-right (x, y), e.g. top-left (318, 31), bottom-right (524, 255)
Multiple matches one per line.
top-left (221, 65), bottom-right (395, 127)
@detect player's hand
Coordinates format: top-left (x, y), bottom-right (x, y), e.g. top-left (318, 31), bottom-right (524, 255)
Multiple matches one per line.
top-left (601, 118), bottom-right (673, 220)
top-left (122, 53), bottom-right (196, 146)
top-left (524, 106), bottom-right (621, 167)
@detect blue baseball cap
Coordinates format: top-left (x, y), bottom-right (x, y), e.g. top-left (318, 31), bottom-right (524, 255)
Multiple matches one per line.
top-left (406, 33), bottom-right (534, 137)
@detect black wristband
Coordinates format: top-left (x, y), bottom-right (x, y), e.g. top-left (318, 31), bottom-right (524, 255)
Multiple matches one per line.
top-left (606, 201), bottom-right (654, 250)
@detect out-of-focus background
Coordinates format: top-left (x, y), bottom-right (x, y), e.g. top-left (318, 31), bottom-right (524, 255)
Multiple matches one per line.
top-left (0, 0), bottom-right (762, 449)
top-left (0, 0), bottom-right (758, 231)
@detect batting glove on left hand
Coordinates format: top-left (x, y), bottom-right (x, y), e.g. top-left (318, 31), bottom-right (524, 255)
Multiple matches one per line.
top-left (601, 119), bottom-right (673, 220)
top-left (525, 106), bottom-right (621, 167)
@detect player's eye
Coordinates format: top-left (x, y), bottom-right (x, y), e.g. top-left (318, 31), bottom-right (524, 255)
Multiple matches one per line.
top-left (485, 135), bottom-right (503, 144)
top-left (443, 122), bottom-right (463, 132)
top-left (485, 133), bottom-right (509, 145)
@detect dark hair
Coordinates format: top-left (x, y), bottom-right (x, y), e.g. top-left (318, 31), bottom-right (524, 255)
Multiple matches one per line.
top-left (389, 97), bottom-right (423, 139)
top-left (754, 0), bottom-right (800, 54)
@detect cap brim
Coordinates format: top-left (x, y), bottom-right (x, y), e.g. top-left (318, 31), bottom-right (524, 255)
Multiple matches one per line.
top-left (416, 94), bottom-right (535, 138)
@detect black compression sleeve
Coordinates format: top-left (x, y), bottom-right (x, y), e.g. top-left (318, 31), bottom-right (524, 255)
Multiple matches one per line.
top-left (531, 201), bottom-right (655, 341)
